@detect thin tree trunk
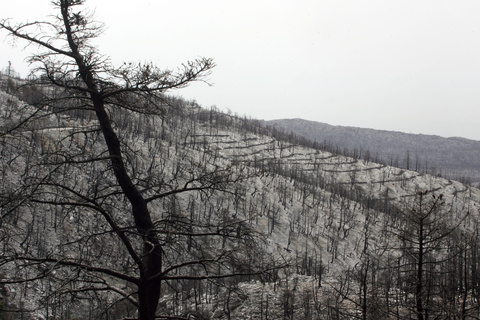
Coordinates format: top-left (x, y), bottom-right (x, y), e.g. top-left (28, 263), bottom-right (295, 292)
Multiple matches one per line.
top-left (416, 221), bottom-right (424, 320)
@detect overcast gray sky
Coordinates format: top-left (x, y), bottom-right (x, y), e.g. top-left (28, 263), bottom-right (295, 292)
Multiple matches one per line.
top-left (2, 0), bottom-right (480, 140)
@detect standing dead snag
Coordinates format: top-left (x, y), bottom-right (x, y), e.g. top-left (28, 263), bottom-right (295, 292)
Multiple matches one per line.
top-left (0, 1), bottom-right (269, 319)
top-left (389, 190), bottom-right (468, 320)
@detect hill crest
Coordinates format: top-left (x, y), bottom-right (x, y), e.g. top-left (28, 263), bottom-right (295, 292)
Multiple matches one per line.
top-left (265, 118), bottom-right (480, 184)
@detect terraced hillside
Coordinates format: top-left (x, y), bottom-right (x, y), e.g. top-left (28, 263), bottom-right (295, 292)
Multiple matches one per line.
top-left (266, 118), bottom-right (480, 184)
top-left (1, 89), bottom-right (480, 319)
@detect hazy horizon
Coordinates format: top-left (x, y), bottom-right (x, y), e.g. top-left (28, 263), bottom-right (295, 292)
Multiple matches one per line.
top-left (2, 0), bottom-right (480, 140)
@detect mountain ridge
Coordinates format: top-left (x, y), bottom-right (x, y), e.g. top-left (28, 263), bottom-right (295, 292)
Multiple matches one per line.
top-left (265, 118), bottom-right (480, 184)
top-left (275, 118), bottom-right (479, 140)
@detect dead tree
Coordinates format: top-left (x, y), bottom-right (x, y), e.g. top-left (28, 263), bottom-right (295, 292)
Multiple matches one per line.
top-left (0, 1), bottom-right (273, 319)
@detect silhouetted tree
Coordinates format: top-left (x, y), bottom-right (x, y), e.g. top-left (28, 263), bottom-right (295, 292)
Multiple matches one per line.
top-left (0, 1), bottom-right (270, 319)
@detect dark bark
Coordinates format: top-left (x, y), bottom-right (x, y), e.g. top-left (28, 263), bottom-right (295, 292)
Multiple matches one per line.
top-left (0, 2), bottom-right (264, 319)
top-left (91, 93), bottom-right (163, 320)
top-left (416, 220), bottom-right (424, 320)
top-left (59, 2), bottom-right (164, 317)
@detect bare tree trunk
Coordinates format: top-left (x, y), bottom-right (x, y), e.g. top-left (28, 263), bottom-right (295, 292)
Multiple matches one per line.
top-left (416, 222), bottom-right (424, 320)
top-left (138, 279), bottom-right (162, 320)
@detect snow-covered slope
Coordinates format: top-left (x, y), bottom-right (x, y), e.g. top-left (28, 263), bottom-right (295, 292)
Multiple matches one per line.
top-left (1, 88), bottom-right (480, 319)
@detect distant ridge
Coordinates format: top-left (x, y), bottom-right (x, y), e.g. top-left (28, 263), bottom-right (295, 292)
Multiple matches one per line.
top-left (265, 118), bottom-right (480, 183)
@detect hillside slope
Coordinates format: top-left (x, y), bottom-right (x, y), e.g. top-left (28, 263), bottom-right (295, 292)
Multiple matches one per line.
top-left (1, 88), bottom-right (480, 319)
top-left (266, 118), bottom-right (480, 184)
